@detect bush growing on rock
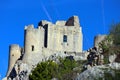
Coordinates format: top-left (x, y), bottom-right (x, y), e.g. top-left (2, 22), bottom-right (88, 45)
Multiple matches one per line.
top-left (29, 57), bottom-right (85, 80)
top-left (98, 22), bottom-right (120, 64)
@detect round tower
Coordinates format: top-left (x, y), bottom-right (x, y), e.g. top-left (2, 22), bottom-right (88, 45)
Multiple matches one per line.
top-left (24, 25), bottom-right (44, 54)
top-left (94, 35), bottom-right (107, 47)
top-left (7, 44), bottom-right (21, 76)
top-left (23, 25), bottom-right (44, 66)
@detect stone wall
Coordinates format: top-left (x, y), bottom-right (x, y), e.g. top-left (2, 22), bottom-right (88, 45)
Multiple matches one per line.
top-left (94, 35), bottom-right (107, 47)
top-left (22, 25), bottom-right (44, 67)
top-left (43, 16), bottom-right (83, 52)
top-left (7, 44), bottom-right (21, 76)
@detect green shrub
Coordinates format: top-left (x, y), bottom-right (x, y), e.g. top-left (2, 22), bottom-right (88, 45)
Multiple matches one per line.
top-left (110, 23), bottom-right (120, 45)
top-left (96, 68), bottom-right (120, 80)
top-left (29, 61), bottom-right (58, 80)
top-left (29, 58), bottom-right (85, 80)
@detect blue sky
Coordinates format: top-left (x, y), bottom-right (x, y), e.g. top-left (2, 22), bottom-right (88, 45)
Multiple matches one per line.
top-left (0, 0), bottom-right (120, 79)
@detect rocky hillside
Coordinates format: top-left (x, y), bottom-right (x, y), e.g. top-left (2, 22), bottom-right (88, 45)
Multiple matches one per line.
top-left (76, 62), bottom-right (120, 80)
top-left (29, 22), bottom-right (120, 80)
top-left (3, 22), bottom-right (120, 80)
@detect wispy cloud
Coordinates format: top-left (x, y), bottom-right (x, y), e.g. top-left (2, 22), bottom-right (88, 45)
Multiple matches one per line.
top-left (0, 74), bottom-right (1, 80)
top-left (40, 2), bottom-right (52, 22)
top-left (101, 0), bottom-right (106, 33)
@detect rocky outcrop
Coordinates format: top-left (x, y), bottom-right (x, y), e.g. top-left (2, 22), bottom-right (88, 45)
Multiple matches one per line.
top-left (75, 62), bottom-right (120, 80)
top-left (109, 54), bottom-right (117, 63)
top-left (6, 51), bottom-right (87, 80)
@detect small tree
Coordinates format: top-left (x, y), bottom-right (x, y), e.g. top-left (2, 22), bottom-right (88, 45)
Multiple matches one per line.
top-left (98, 22), bottom-right (120, 64)
top-left (109, 22), bottom-right (120, 56)
top-left (110, 23), bottom-right (120, 45)
top-left (29, 61), bottom-right (58, 80)
top-left (99, 22), bottom-right (120, 54)
top-left (29, 58), bottom-right (77, 80)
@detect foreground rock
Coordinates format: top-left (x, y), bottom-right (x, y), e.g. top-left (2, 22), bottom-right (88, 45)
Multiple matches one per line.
top-left (75, 62), bottom-right (120, 80)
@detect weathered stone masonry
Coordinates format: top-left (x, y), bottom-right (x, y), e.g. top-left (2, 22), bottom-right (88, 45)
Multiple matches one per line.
top-left (6, 16), bottom-right (83, 79)
top-left (2, 15), bottom-right (108, 80)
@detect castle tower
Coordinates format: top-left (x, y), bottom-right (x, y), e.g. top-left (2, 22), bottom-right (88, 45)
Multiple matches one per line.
top-left (65, 16), bottom-right (83, 52)
top-left (39, 16), bottom-right (83, 52)
top-left (67, 16), bottom-right (83, 52)
top-left (94, 35), bottom-right (107, 47)
top-left (23, 25), bottom-right (44, 66)
top-left (7, 44), bottom-right (21, 76)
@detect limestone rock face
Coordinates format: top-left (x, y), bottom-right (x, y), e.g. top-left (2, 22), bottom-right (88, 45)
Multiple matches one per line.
top-left (7, 51), bottom-right (87, 80)
top-left (109, 54), bottom-right (117, 63)
top-left (109, 62), bottom-right (120, 69)
top-left (75, 62), bottom-right (120, 80)
top-left (7, 61), bottom-right (29, 80)
top-left (75, 66), bottom-right (104, 80)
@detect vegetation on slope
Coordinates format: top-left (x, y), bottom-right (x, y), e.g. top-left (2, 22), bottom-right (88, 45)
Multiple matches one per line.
top-left (97, 22), bottom-right (120, 80)
top-left (97, 68), bottom-right (120, 80)
top-left (29, 57), bottom-right (86, 80)
top-left (29, 22), bottom-right (120, 80)
top-left (110, 23), bottom-right (120, 45)
top-left (99, 22), bottom-right (120, 63)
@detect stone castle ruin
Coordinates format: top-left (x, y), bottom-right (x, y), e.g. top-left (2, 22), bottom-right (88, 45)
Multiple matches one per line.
top-left (4, 16), bottom-right (84, 80)
top-left (3, 16), bottom-right (107, 80)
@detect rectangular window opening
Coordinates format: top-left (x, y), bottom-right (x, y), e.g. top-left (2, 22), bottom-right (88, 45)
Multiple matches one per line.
top-left (31, 45), bottom-right (34, 51)
top-left (63, 35), bottom-right (67, 42)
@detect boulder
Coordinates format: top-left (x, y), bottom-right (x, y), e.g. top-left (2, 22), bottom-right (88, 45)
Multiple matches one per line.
top-left (109, 54), bottom-right (117, 63)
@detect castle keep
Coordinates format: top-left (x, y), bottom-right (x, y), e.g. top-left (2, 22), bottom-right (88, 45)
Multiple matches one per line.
top-left (5, 16), bottom-right (83, 79)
